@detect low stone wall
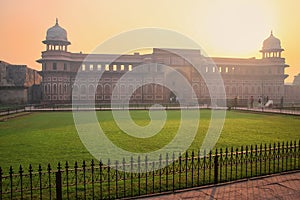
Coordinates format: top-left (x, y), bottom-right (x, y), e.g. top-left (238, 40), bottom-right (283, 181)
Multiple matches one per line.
top-left (0, 87), bottom-right (27, 104)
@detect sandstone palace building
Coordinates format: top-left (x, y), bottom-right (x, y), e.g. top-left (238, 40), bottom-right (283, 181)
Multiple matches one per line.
top-left (37, 20), bottom-right (300, 106)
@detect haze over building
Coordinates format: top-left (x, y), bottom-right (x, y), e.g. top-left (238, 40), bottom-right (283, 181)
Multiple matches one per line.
top-left (35, 20), bottom-right (300, 106)
top-left (1, 19), bottom-right (299, 105)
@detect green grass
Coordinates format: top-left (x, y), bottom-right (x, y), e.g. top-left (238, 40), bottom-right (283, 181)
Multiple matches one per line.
top-left (0, 110), bottom-right (299, 171)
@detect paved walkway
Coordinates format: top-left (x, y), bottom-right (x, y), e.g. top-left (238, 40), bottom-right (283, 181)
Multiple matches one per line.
top-left (145, 171), bottom-right (300, 200)
top-left (2, 106), bottom-right (299, 115)
top-left (235, 107), bottom-right (300, 116)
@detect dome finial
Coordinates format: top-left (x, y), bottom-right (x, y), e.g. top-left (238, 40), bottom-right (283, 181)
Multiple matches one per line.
top-left (56, 18), bottom-right (58, 25)
top-left (271, 30), bottom-right (273, 36)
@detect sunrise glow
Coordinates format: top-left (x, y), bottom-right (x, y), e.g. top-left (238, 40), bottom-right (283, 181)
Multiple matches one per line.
top-left (0, 0), bottom-right (300, 82)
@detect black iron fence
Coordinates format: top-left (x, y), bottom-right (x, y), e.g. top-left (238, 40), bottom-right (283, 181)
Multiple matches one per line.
top-left (0, 106), bottom-right (27, 117)
top-left (0, 141), bottom-right (299, 199)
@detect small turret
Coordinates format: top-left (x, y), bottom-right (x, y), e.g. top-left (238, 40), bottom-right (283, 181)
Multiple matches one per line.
top-left (260, 31), bottom-right (284, 59)
top-left (42, 18), bottom-right (71, 51)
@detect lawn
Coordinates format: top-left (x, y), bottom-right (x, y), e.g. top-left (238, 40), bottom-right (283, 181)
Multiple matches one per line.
top-left (0, 110), bottom-right (299, 171)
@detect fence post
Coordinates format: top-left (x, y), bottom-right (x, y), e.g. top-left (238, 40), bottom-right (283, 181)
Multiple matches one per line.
top-left (286, 141), bottom-right (289, 171)
top-left (9, 166), bottom-right (13, 200)
top-left (47, 164), bottom-right (52, 199)
top-left (214, 149), bottom-right (219, 184)
top-left (197, 150), bottom-right (200, 186)
top-left (172, 153), bottom-right (175, 192)
top-left (219, 148), bottom-right (223, 182)
top-left (99, 160), bottom-right (103, 200)
top-left (136, 156), bottom-right (140, 196)
top-left (108, 159), bottom-right (111, 199)
top-left (29, 164), bottom-right (33, 199)
top-left (19, 165), bottom-right (23, 200)
top-left (152, 161), bottom-right (155, 194)
top-left (179, 153), bottom-right (182, 189)
top-left (115, 160), bottom-right (118, 199)
top-left (203, 150), bottom-right (207, 183)
top-left (91, 160), bottom-right (94, 199)
top-left (191, 151), bottom-right (194, 187)
top-left (65, 162), bottom-right (69, 200)
top-left (83, 161), bottom-right (87, 199)
top-left (159, 154), bottom-right (162, 192)
top-left (166, 153), bottom-right (169, 190)
top-left (145, 156), bottom-right (148, 195)
top-left (38, 164), bottom-right (43, 200)
top-left (298, 140), bottom-right (300, 169)
top-left (122, 158), bottom-right (126, 198)
top-left (0, 167), bottom-right (2, 200)
top-left (56, 163), bottom-right (62, 200)
top-left (130, 157), bottom-right (133, 197)
top-left (185, 151), bottom-right (188, 188)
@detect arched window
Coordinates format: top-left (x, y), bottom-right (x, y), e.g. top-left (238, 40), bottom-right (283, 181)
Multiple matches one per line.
top-left (81, 85), bottom-right (87, 94)
top-left (97, 85), bottom-right (103, 95)
top-left (59, 84), bottom-right (62, 94)
top-left (53, 84), bottom-right (57, 94)
top-left (88, 84), bottom-right (95, 95)
top-left (192, 84), bottom-right (200, 93)
top-left (73, 84), bottom-right (79, 93)
top-left (238, 86), bottom-right (242, 95)
top-left (147, 84), bottom-right (153, 93)
top-left (104, 84), bottom-right (111, 94)
top-left (244, 86), bottom-right (249, 95)
top-left (155, 85), bottom-right (163, 94)
top-left (64, 84), bottom-right (67, 93)
top-left (112, 85), bottom-right (119, 94)
top-left (257, 86), bottom-right (261, 94)
top-left (226, 86), bottom-right (230, 94)
top-left (128, 84), bottom-right (134, 94)
top-left (120, 85), bottom-right (126, 94)
top-left (251, 86), bottom-right (255, 94)
top-left (48, 84), bottom-right (51, 94)
top-left (135, 87), bottom-right (141, 95)
top-left (231, 86), bottom-right (236, 95)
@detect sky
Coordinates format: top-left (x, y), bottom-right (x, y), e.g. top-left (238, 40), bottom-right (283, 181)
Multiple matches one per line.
top-left (0, 0), bottom-right (300, 83)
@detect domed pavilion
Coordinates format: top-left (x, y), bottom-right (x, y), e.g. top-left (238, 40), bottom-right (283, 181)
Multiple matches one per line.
top-left (42, 18), bottom-right (71, 51)
top-left (260, 31), bottom-right (284, 59)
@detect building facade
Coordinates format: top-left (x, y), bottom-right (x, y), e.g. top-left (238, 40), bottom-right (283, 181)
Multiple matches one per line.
top-left (37, 20), bottom-right (295, 106)
top-left (284, 73), bottom-right (300, 104)
top-left (0, 61), bottom-right (42, 104)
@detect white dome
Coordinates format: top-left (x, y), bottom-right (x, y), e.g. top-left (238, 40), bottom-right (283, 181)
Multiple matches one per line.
top-left (45, 19), bottom-right (69, 43)
top-left (262, 32), bottom-right (282, 50)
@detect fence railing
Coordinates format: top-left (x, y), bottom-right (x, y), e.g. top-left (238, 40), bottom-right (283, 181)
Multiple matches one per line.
top-left (0, 140), bottom-right (299, 199)
top-left (2, 103), bottom-right (300, 116)
top-left (0, 106), bottom-right (27, 117)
